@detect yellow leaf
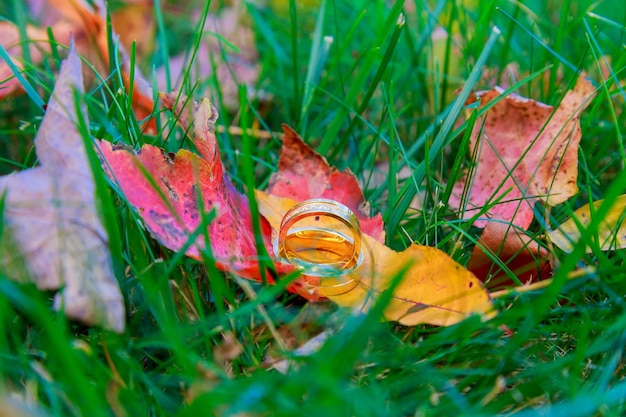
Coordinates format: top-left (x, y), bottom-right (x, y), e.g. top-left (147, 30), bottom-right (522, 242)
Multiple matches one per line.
top-left (256, 191), bottom-right (493, 327)
top-left (548, 195), bottom-right (626, 253)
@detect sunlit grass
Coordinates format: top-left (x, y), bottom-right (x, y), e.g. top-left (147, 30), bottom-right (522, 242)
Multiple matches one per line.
top-left (0, 0), bottom-right (625, 415)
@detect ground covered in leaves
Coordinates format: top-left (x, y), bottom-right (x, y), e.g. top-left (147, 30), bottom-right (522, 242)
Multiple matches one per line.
top-left (1, 0), bottom-right (626, 416)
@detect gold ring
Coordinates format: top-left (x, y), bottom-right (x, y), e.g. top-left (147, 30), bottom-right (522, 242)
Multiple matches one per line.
top-left (275, 198), bottom-right (363, 286)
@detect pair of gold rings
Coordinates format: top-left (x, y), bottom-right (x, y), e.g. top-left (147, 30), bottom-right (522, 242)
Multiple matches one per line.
top-left (274, 198), bottom-right (363, 294)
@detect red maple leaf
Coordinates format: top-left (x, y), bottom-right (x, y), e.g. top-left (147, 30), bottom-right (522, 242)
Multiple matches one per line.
top-left (268, 125), bottom-right (385, 243)
top-left (98, 93), bottom-right (385, 301)
top-left (98, 93), bottom-right (284, 282)
top-left (450, 75), bottom-right (596, 229)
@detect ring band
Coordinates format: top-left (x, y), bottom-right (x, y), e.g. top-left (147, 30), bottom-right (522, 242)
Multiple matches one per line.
top-left (275, 198), bottom-right (363, 284)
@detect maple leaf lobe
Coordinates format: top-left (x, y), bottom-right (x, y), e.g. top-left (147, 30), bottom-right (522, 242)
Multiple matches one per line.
top-left (268, 125), bottom-right (385, 242)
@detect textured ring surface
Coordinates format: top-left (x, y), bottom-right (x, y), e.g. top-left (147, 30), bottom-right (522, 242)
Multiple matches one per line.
top-left (275, 198), bottom-right (363, 280)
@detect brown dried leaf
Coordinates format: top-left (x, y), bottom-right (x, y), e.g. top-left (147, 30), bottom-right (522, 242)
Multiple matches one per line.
top-left (0, 45), bottom-right (124, 332)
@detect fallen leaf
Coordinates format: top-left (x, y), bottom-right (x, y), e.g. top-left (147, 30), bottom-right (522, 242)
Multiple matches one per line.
top-left (269, 330), bottom-right (332, 374)
top-left (330, 241), bottom-right (493, 326)
top-left (61, 0), bottom-right (156, 131)
top-left (213, 331), bottom-right (244, 376)
top-left (98, 93), bottom-right (280, 281)
top-left (0, 21), bottom-right (72, 99)
top-left (101, 93), bottom-right (327, 300)
top-left (98, 96), bottom-right (386, 301)
top-left (0, 44), bottom-right (125, 332)
top-left (1, 0), bottom-right (155, 132)
top-left (268, 125), bottom-right (385, 243)
top-left (111, 0), bottom-right (155, 57)
top-left (450, 75), bottom-right (596, 229)
top-left (156, 2), bottom-right (261, 110)
top-left (467, 221), bottom-right (551, 290)
top-left (256, 192), bottom-right (493, 327)
top-left (32, 0), bottom-right (97, 27)
top-left (548, 195), bottom-right (626, 253)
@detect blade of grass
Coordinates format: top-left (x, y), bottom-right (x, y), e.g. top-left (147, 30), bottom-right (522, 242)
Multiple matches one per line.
top-left (301, 0), bottom-right (331, 134)
top-left (289, 0), bottom-right (302, 124)
top-left (0, 44), bottom-right (44, 110)
top-left (318, 0), bottom-right (406, 156)
top-left (238, 85), bottom-right (276, 286)
top-left (153, 0), bottom-right (171, 91)
top-left (386, 26), bottom-right (501, 235)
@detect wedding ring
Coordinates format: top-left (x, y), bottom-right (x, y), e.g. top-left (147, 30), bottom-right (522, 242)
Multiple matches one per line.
top-left (275, 199), bottom-right (363, 285)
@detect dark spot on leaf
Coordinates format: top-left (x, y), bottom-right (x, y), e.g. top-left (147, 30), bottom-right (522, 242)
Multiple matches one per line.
top-left (148, 209), bottom-right (187, 241)
top-left (161, 177), bottom-right (179, 201)
top-left (406, 304), bottom-right (428, 314)
top-left (184, 185), bottom-right (199, 221)
top-left (159, 149), bottom-right (175, 164)
top-left (111, 142), bottom-right (135, 153)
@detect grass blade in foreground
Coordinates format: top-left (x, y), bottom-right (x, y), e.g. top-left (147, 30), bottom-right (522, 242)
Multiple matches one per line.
top-left (387, 26), bottom-right (501, 234)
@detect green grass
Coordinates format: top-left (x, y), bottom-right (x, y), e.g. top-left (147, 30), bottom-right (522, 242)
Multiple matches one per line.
top-left (1, 0), bottom-right (626, 415)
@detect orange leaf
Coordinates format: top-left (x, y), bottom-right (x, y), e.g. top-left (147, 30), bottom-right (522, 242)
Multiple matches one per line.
top-left (467, 221), bottom-right (551, 291)
top-left (256, 192), bottom-right (493, 327)
top-left (450, 75), bottom-right (596, 229)
top-left (67, 0), bottom-right (156, 132)
top-left (111, 1), bottom-right (155, 57)
top-left (0, 21), bottom-right (72, 99)
top-left (1, 0), bottom-right (155, 132)
top-left (268, 125), bottom-right (385, 242)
